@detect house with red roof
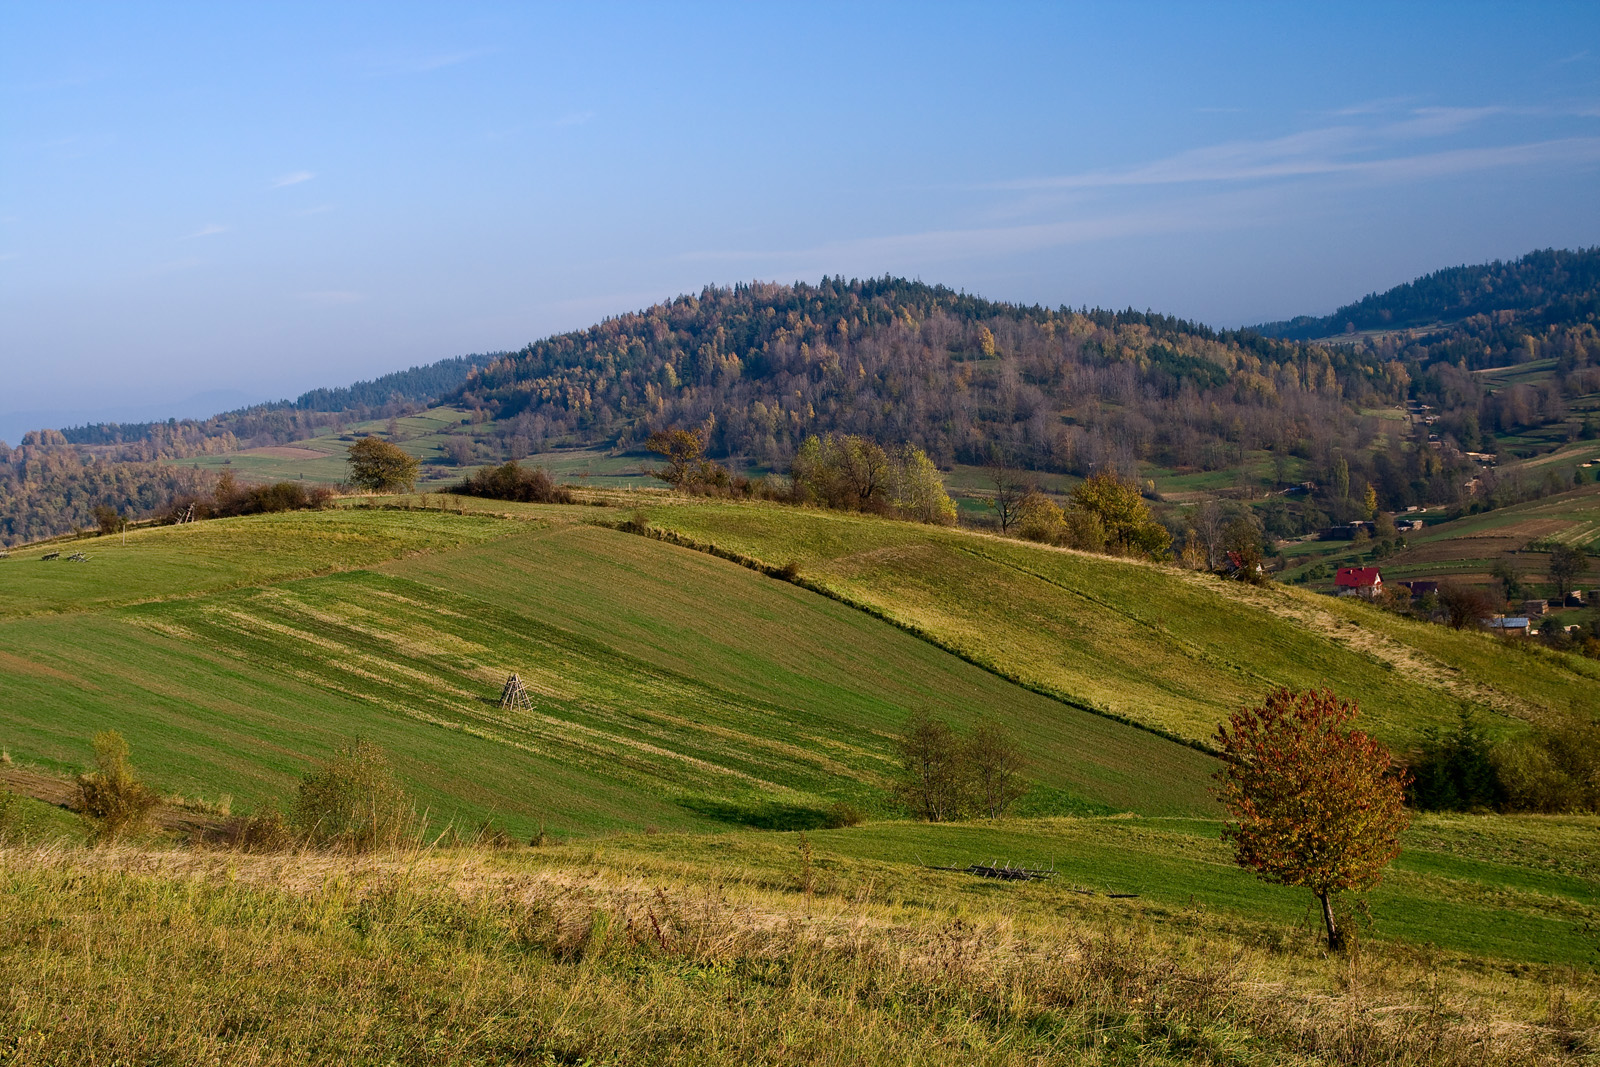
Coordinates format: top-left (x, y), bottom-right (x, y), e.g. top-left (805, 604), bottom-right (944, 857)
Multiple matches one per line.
top-left (1335, 566), bottom-right (1382, 598)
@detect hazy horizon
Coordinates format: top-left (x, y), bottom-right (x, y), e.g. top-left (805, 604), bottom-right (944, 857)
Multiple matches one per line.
top-left (4, 2), bottom-right (1600, 439)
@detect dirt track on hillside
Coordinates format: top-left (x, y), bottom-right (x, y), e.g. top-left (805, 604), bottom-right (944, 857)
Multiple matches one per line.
top-left (1, 766), bottom-right (226, 835)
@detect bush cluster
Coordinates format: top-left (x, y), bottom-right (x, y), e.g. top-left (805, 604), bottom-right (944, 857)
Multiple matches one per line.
top-left (893, 714), bottom-right (1028, 821)
top-left (290, 739), bottom-right (419, 851)
top-left (1013, 472), bottom-right (1172, 560)
top-left (75, 730), bottom-right (160, 841)
top-left (450, 461), bottom-right (574, 504)
top-left (789, 433), bottom-right (958, 524)
top-left (1407, 712), bottom-right (1600, 813)
top-left (165, 470), bottom-right (332, 523)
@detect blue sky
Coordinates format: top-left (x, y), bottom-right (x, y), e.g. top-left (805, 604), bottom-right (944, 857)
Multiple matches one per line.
top-left (2, 2), bottom-right (1599, 438)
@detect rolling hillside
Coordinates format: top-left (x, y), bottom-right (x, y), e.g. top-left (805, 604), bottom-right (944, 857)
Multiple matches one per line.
top-left (623, 497), bottom-right (1598, 743)
top-left (0, 501), bottom-right (1217, 833)
top-left (5, 493), bottom-right (1593, 842)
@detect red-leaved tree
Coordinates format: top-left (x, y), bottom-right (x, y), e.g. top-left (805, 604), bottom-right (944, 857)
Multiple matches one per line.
top-left (1214, 687), bottom-right (1411, 951)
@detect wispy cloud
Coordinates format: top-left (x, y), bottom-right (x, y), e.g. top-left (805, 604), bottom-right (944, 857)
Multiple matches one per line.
top-left (994, 103), bottom-right (1600, 193)
top-left (182, 224), bottom-right (229, 239)
top-left (289, 204), bottom-right (334, 217)
top-left (0, 252), bottom-right (20, 262)
top-left (298, 290), bottom-right (362, 305)
top-left (554, 110), bottom-right (595, 127)
top-left (359, 46), bottom-right (497, 77)
top-left (681, 192), bottom-right (1267, 273)
top-left (272, 170), bottom-right (315, 188)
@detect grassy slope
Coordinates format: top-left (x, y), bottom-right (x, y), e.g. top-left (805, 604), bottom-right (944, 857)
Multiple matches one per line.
top-left (0, 507), bottom-right (512, 617)
top-left (632, 500), bottom-right (1596, 747)
top-left (0, 505), bottom-right (1214, 834)
top-left (0, 813), bottom-right (1592, 1067)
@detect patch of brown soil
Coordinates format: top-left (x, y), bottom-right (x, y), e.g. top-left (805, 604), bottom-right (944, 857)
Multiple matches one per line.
top-left (0, 650), bottom-right (85, 684)
top-left (1, 766), bottom-right (225, 835)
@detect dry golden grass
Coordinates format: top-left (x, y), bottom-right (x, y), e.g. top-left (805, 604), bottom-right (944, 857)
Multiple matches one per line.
top-left (0, 838), bottom-right (1593, 1066)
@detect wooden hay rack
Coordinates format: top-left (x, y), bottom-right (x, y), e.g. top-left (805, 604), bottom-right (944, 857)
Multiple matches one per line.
top-left (499, 673), bottom-right (533, 712)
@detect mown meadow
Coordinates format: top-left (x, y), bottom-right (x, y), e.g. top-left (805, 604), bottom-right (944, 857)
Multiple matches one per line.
top-left (621, 498), bottom-right (1597, 746)
top-left (0, 503), bottom-right (1214, 834)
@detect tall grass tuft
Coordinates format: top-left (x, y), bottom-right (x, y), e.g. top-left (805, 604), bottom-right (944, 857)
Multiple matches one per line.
top-left (290, 740), bottom-right (418, 852)
top-left (74, 730), bottom-right (159, 841)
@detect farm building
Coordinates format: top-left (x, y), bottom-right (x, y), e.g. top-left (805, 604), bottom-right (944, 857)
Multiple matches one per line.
top-left (1523, 599), bottom-right (1549, 617)
top-left (1484, 616), bottom-right (1530, 636)
top-left (1405, 580), bottom-right (1439, 598)
top-left (1335, 566), bottom-right (1383, 598)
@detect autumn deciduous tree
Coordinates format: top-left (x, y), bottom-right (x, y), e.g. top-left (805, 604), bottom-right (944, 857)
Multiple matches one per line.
top-left (1214, 687), bottom-right (1410, 951)
top-left (1069, 471), bottom-right (1171, 559)
top-left (984, 452), bottom-right (1027, 533)
top-left (894, 712), bottom-right (966, 822)
top-left (893, 713), bottom-right (1028, 821)
top-left (346, 436), bottom-right (420, 493)
top-left (1548, 543), bottom-right (1589, 601)
top-left (967, 719), bottom-right (1027, 819)
top-left (647, 427), bottom-right (707, 486)
top-left (1437, 582), bottom-right (1494, 630)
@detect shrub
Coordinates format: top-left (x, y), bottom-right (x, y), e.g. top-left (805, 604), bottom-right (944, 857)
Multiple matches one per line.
top-left (823, 801), bottom-right (865, 828)
top-left (1495, 717), bottom-right (1600, 813)
top-left (220, 806), bottom-right (295, 852)
top-left (1406, 712), bottom-right (1505, 811)
top-left (1015, 490), bottom-right (1065, 544)
top-left (291, 740), bottom-right (418, 851)
top-left (75, 730), bottom-right (160, 841)
top-left (451, 461), bottom-right (574, 504)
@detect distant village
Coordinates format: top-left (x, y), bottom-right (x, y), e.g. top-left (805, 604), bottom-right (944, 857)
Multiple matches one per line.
top-left (1331, 565), bottom-right (1595, 637)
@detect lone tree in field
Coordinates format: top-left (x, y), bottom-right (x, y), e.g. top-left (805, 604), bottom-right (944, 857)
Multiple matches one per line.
top-left (1548, 542), bottom-right (1589, 601)
top-left (346, 436), bottom-right (420, 493)
top-left (1214, 687), bottom-right (1410, 951)
top-left (966, 719), bottom-right (1028, 818)
top-left (894, 712), bottom-right (967, 822)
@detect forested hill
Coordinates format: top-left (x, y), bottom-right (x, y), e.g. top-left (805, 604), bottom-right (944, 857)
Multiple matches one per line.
top-left (61, 352), bottom-right (503, 447)
top-left (453, 277), bottom-right (1409, 476)
top-left (0, 352), bottom-right (502, 545)
top-left (1255, 247), bottom-right (1600, 341)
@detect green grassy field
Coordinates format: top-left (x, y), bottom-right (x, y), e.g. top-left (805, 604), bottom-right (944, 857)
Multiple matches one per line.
top-left (0, 502), bottom-right (1218, 835)
top-left (627, 499), bottom-right (1595, 746)
top-left (188, 406), bottom-right (664, 490)
top-left (3, 492), bottom-right (1598, 1059)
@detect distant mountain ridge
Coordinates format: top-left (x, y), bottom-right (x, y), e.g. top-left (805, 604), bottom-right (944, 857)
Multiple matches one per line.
top-left (1254, 247), bottom-right (1600, 341)
top-left (59, 352), bottom-right (505, 446)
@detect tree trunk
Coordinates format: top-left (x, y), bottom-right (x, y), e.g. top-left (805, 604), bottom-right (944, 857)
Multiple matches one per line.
top-left (1317, 890), bottom-right (1345, 952)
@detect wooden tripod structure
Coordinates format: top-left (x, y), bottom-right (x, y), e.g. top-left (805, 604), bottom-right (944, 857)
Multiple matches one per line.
top-left (499, 673), bottom-right (533, 712)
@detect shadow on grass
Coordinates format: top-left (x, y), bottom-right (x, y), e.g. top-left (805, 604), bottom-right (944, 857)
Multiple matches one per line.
top-left (678, 797), bottom-right (843, 831)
